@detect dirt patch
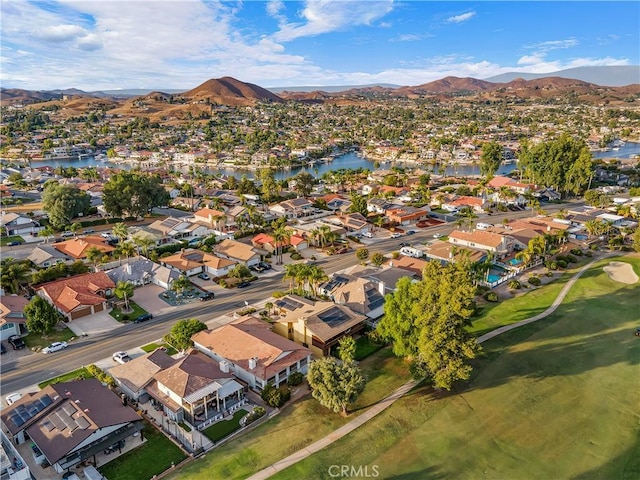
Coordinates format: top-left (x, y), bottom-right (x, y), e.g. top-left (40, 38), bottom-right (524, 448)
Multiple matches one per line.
top-left (603, 261), bottom-right (638, 284)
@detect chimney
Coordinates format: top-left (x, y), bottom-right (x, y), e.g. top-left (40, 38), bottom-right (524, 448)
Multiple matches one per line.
top-left (248, 357), bottom-right (258, 370)
top-left (125, 263), bottom-right (132, 275)
top-left (121, 393), bottom-right (127, 407)
top-left (219, 360), bottom-right (230, 373)
top-left (378, 280), bottom-right (385, 296)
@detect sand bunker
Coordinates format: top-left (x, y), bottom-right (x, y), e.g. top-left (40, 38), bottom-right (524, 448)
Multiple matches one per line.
top-left (603, 261), bottom-right (639, 284)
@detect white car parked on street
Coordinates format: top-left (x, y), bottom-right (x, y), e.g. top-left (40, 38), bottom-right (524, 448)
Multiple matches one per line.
top-left (6, 392), bottom-right (23, 405)
top-left (42, 341), bottom-right (68, 354)
top-left (112, 351), bottom-right (131, 364)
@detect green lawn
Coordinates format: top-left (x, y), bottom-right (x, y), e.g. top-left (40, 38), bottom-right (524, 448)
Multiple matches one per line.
top-left (141, 342), bottom-right (178, 356)
top-left (272, 255), bottom-right (640, 480)
top-left (0, 235), bottom-right (25, 246)
top-left (23, 326), bottom-right (76, 350)
top-left (164, 346), bottom-right (412, 480)
top-left (202, 410), bottom-right (246, 443)
top-left (38, 367), bottom-right (92, 389)
top-left (98, 423), bottom-right (187, 480)
top-left (353, 334), bottom-right (386, 360)
top-left (109, 301), bottom-right (148, 322)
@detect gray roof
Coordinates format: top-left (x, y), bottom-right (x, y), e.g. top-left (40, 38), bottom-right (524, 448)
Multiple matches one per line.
top-left (106, 258), bottom-right (178, 285)
top-left (27, 245), bottom-right (72, 265)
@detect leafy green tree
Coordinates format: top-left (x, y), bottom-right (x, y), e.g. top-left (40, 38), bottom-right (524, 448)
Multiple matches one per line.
top-left (292, 172), bottom-right (315, 197)
top-left (348, 193), bottom-right (368, 217)
top-left (24, 296), bottom-right (63, 334)
top-left (114, 281), bottom-right (135, 311)
top-left (85, 246), bottom-right (104, 271)
top-left (480, 141), bottom-right (503, 178)
top-left (102, 172), bottom-right (169, 218)
top-left (307, 356), bottom-right (366, 416)
top-left (337, 336), bottom-right (356, 363)
top-left (633, 227), bottom-right (640, 253)
top-left (228, 264), bottom-right (251, 279)
top-left (355, 247), bottom-right (369, 264)
top-left (164, 318), bottom-right (207, 351)
top-left (376, 261), bottom-right (479, 390)
top-left (70, 222), bottom-right (82, 237)
top-left (371, 252), bottom-right (385, 267)
top-left (38, 226), bottom-right (55, 243)
top-left (42, 183), bottom-right (91, 229)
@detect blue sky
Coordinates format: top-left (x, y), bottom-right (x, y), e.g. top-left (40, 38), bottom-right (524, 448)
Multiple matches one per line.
top-left (1, 1), bottom-right (638, 91)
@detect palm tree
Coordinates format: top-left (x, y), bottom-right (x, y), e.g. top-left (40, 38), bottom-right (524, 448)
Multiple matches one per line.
top-left (0, 261), bottom-right (30, 294)
top-left (70, 222), bottom-right (82, 238)
top-left (114, 281), bottom-right (135, 312)
top-left (171, 275), bottom-right (191, 297)
top-left (38, 226), bottom-right (55, 243)
top-left (317, 225), bottom-right (332, 248)
top-left (308, 228), bottom-right (320, 248)
top-left (117, 241), bottom-right (136, 263)
top-left (272, 225), bottom-right (291, 265)
top-left (132, 234), bottom-right (155, 258)
top-left (307, 265), bottom-right (328, 297)
top-left (283, 263), bottom-right (300, 293)
top-left (112, 222), bottom-right (129, 243)
top-left (85, 246), bottom-right (104, 271)
top-left (584, 219), bottom-right (602, 240)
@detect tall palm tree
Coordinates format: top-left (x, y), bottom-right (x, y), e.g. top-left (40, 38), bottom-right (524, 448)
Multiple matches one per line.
top-left (85, 246), bottom-right (104, 271)
top-left (171, 275), bottom-right (191, 297)
top-left (272, 225), bottom-right (291, 265)
top-left (317, 225), bottom-right (332, 248)
top-left (114, 281), bottom-right (135, 312)
top-left (117, 241), bottom-right (136, 262)
top-left (132, 234), bottom-right (155, 258)
top-left (70, 222), bottom-right (82, 238)
top-left (283, 263), bottom-right (300, 293)
top-left (0, 261), bottom-right (30, 294)
top-left (307, 265), bottom-right (328, 297)
top-left (112, 222), bottom-right (129, 243)
top-left (38, 226), bottom-right (55, 243)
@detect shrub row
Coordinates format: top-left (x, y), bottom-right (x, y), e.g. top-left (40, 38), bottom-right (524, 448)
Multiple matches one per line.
top-left (86, 364), bottom-right (116, 388)
top-left (483, 292), bottom-right (499, 302)
top-left (244, 406), bottom-right (266, 425)
top-left (261, 384), bottom-right (291, 408)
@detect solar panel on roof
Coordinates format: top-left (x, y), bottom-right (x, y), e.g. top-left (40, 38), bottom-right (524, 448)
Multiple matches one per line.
top-left (318, 306), bottom-right (351, 326)
top-left (75, 417), bottom-right (90, 430)
top-left (9, 395), bottom-right (53, 428)
top-left (275, 298), bottom-right (303, 311)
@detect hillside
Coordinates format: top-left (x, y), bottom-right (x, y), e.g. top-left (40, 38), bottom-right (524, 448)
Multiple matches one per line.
top-left (180, 76), bottom-right (283, 106)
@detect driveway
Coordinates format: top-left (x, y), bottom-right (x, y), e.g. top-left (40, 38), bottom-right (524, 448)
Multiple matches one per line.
top-left (132, 283), bottom-right (172, 314)
top-left (66, 311), bottom-right (124, 336)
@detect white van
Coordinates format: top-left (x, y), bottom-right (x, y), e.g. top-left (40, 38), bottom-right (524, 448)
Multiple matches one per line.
top-left (362, 231), bottom-right (373, 238)
top-left (476, 222), bottom-right (493, 230)
top-left (400, 246), bottom-right (424, 258)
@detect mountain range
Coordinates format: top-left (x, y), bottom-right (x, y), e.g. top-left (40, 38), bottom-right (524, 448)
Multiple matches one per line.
top-left (1, 66), bottom-right (638, 112)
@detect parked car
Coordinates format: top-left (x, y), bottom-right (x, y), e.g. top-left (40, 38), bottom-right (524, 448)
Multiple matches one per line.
top-left (61, 231), bottom-right (74, 238)
top-left (258, 262), bottom-right (272, 270)
top-left (8, 335), bottom-right (25, 350)
top-left (362, 231), bottom-right (373, 238)
top-left (101, 232), bottom-right (112, 238)
top-left (134, 313), bottom-right (153, 323)
top-left (42, 341), bottom-right (68, 354)
top-left (237, 281), bottom-right (251, 288)
top-left (406, 230), bottom-right (416, 235)
top-left (7, 241), bottom-right (22, 246)
top-left (199, 292), bottom-right (215, 301)
top-left (0, 342), bottom-right (6, 354)
top-left (390, 233), bottom-right (402, 239)
top-left (112, 351), bottom-right (131, 364)
top-left (399, 242), bottom-right (409, 247)
top-left (6, 393), bottom-right (23, 406)
top-left (197, 273), bottom-right (210, 281)
top-left (83, 229), bottom-right (95, 234)
top-left (433, 233), bottom-right (443, 239)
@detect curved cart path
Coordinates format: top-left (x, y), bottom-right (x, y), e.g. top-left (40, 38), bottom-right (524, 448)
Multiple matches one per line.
top-left (248, 254), bottom-right (614, 480)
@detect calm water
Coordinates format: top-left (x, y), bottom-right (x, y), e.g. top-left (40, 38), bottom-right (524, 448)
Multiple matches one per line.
top-left (28, 141), bottom-right (639, 180)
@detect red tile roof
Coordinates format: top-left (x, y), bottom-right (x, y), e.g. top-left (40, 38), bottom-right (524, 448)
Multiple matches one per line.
top-left (37, 272), bottom-right (115, 313)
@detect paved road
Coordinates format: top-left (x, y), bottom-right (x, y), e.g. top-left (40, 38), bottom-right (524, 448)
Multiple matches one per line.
top-left (0, 202), bottom-right (574, 394)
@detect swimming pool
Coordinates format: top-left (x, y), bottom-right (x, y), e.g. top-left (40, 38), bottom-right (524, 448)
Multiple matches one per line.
top-left (508, 258), bottom-right (523, 266)
top-left (487, 274), bottom-right (501, 283)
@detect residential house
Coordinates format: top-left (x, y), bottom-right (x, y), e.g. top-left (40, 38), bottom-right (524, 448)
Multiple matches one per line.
top-left (146, 217), bottom-right (209, 244)
top-left (367, 198), bottom-right (393, 214)
top-left (360, 183), bottom-right (380, 195)
top-left (320, 194), bottom-right (352, 212)
top-left (269, 198), bottom-right (315, 219)
top-left (171, 196), bottom-right (201, 210)
top-left (106, 257), bottom-right (179, 289)
top-left (385, 206), bottom-right (430, 226)
top-left (27, 245), bottom-right (74, 268)
top-left (320, 275), bottom-right (385, 320)
top-left (52, 236), bottom-right (116, 260)
top-left (160, 249), bottom-right (211, 276)
top-left (388, 255), bottom-right (429, 277)
top-left (36, 272), bottom-right (115, 320)
top-left (0, 295), bottom-right (29, 340)
top-left (272, 298), bottom-right (367, 356)
top-left (335, 213), bottom-right (370, 234)
top-left (192, 316), bottom-right (312, 391)
top-left (342, 264), bottom-right (416, 295)
top-left (214, 239), bottom-right (261, 267)
top-left (0, 379), bottom-right (143, 474)
top-left (487, 175), bottom-right (535, 194)
top-left (0, 212), bottom-right (41, 237)
top-left (192, 207), bottom-right (228, 231)
top-left (442, 195), bottom-right (489, 213)
top-left (110, 349), bottom-right (177, 402)
top-left (422, 240), bottom-right (487, 265)
top-left (448, 230), bottom-right (513, 258)
top-left (251, 232), bottom-right (308, 252)
top-left (144, 350), bottom-right (245, 426)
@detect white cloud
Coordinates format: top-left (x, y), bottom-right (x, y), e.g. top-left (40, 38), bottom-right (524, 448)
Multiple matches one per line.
top-left (446, 12), bottom-right (475, 24)
top-left (33, 24), bottom-right (88, 42)
top-left (392, 34), bottom-right (423, 42)
top-left (272, 0), bottom-right (395, 42)
top-left (524, 38), bottom-right (579, 52)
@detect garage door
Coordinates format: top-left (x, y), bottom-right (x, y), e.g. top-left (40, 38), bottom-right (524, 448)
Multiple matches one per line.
top-left (94, 303), bottom-right (104, 313)
top-left (70, 307), bottom-right (92, 320)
